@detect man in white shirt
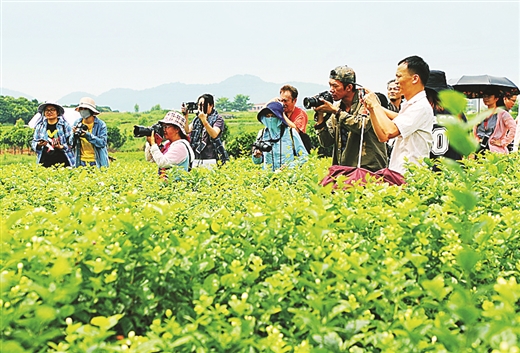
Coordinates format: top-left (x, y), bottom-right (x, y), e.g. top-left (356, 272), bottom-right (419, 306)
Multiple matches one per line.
top-left (362, 55), bottom-right (434, 175)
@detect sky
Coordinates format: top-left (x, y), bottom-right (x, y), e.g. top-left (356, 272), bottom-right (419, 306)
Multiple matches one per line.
top-left (1, 0), bottom-right (519, 103)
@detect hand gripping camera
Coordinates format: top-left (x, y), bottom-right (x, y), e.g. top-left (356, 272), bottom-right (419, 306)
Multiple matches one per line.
top-left (184, 102), bottom-right (198, 114)
top-left (74, 122), bottom-right (89, 137)
top-left (133, 123), bottom-right (163, 138)
top-left (252, 140), bottom-right (273, 153)
top-left (303, 91), bottom-right (334, 109)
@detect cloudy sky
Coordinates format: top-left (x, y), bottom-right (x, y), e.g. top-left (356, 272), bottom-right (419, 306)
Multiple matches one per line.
top-left (1, 0), bottom-right (519, 102)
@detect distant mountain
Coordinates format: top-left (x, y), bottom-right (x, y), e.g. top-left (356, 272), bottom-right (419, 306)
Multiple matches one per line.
top-left (0, 88), bottom-right (35, 100)
top-left (2, 75), bottom-right (329, 112)
top-left (61, 75), bottom-right (329, 112)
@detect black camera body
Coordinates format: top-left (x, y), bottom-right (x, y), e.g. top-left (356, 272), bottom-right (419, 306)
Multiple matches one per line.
top-left (253, 141), bottom-right (273, 153)
top-left (185, 102), bottom-right (198, 113)
top-left (480, 136), bottom-right (489, 149)
top-left (74, 122), bottom-right (88, 137)
top-left (133, 123), bottom-right (163, 138)
top-left (303, 91), bottom-right (334, 109)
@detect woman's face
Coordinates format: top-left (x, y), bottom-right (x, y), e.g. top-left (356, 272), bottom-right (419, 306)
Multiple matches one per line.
top-left (483, 94), bottom-right (499, 108)
top-left (44, 105), bottom-right (58, 121)
top-left (162, 124), bottom-right (176, 141)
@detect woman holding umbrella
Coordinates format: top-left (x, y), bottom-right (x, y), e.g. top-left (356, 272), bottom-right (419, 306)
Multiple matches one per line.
top-left (474, 87), bottom-right (516, 154)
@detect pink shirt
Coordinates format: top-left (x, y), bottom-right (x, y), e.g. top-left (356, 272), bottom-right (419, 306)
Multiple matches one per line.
top-left (288, 106), bottom-right (309, 133)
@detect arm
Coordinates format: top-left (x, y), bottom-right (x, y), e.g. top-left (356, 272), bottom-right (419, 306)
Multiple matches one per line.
top-left (199, 113), bottom-right (222, 139)
top-left (314, 102), bottom-right (341, 147)
top-left (181, 105), bottom-right (192, 134)
top-left (284, 113), bottom-right (298, 130)
top-left (290, 109), bottom-right (309, 133)
top-left (492, 111), bottom-right (517, 146)
top-left (61, 121), bottom-right (74, 152)
top-left (85, 120), bottom-right (108, 148)
top-left (252, 129), bottom-right (264, 165)
top-left (364, 92), bottom-right (400, 142)
top-left (144, 142), bottom-right (154, 162)
top-left (149, 143), bottom-right (188, 168)
top-left (32, 125), bottom-right (46, 152)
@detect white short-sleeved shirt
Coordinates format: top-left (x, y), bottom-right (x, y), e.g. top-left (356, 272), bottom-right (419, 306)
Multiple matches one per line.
top-left (389, 90), bottom-right (434, 174)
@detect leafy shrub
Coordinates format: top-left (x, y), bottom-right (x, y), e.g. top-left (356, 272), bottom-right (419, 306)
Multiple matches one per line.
top-left (107, 126), bottom-right (127, 150)
top-left (1, 153), bottom-right (520, 352)
top-left (226, 131), bottom-right (257, 158)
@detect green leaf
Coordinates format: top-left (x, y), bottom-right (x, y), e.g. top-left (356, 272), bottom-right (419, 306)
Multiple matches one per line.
top-left (90, 314), bottom-right (123, 330)
top-left (439, 90), bottom-right (467, 116)
top-left (456, 248), bottom-right (480, 275)
top-left (438, 116), bottom-right (479, 156)
top-left (450, 189), bottom-right (478, 211)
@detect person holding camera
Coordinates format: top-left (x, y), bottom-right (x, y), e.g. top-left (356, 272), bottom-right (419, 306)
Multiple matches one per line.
top-left (312, 65), bottom-right (388, 172)
top-left (32, 102), bottom-right (75, 167)
top-left (252, 101), bottom-right (308, 171)
top-left (145, 111), bottom-right (195, 177)
top-left (362, 56), bottom-right (434, 175)
top-left (70, 97), bottom-right (109, 168)
top-left (182, 93), bottom-right (229, 168)
top-left (474, 87), bottom-right (516, 154)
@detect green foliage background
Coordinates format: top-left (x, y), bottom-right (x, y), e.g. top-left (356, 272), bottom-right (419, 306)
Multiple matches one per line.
top-left (1, 152), bottom-right (520, 353)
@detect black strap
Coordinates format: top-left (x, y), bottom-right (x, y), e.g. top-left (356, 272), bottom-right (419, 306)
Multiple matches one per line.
top-left (289, 128), bottom-right (297, 156)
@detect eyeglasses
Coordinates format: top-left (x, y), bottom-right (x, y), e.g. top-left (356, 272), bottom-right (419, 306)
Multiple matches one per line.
top-left (44, 108), bottom-right (57, 113)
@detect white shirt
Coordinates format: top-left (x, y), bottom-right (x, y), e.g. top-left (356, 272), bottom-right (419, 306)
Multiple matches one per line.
top-left (389, 90), bottom-right (434, 174)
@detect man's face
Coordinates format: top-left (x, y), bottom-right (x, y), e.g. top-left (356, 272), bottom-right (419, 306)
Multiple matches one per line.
top-left (329, 79), bottom-right (348, 101)
top-left (395, 63), bottom-right (416, 97)
top-left (504, 95), bottom-right (517, 110)
top-left (280, 91), bottom-right (296, 114)
top-left (387, 81), bottom-right (401, 101)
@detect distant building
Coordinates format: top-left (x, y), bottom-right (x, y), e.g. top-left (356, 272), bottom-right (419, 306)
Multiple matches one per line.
top-left (250, 103), bottom-right (266, 112)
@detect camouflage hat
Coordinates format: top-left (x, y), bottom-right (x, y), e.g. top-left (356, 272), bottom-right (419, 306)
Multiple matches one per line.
top-left (330, 65), bottom-right (356, 85)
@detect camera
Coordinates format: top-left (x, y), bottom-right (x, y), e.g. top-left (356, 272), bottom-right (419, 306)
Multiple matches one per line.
top-left (184, 102), bottom-right (198, 113)
top-left (303, 91), bottom-right (334, 109)
top-left (253, 141), bottom-right (273, 153)
top-left (480, 136), bottom-right (489, 149)
top-left (133, 123), bottom-right (163, 138)
top-left (74, 122), bottom-right (88, 137)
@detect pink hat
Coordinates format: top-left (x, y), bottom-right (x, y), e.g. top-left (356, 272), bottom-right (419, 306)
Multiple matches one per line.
top-left (158, 111), bottom-right (187, 136)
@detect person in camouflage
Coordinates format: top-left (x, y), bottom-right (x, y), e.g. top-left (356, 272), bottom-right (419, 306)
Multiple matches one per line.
top-left (313, 65), bottom-right (388, 171)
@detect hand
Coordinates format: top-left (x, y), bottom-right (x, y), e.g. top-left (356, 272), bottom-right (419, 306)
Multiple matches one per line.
top-left (181, 103), bottom-right (188, 115)
top-left (253, 149), bottom-right (263, 158)
top-left (314, 99), bottom-right (338, 115)
top-left (199, 111), bottom-right (208, 125)
top-left (72, 127), bottom-right (86, 137)
top-left (362, 89), bottom-right (379, 110)
top-left (490, 139), bottom-right (502, 147)
top-left (37, 140), bottom-right (47, 147)
top-left (146, 130), bottom-right (155, 145)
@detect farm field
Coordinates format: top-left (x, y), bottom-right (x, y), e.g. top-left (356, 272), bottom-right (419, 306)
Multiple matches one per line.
top-left (1, 151), bottom-right (520, 352)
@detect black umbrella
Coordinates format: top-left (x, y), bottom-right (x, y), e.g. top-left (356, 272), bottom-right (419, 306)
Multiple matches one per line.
top-left (451, 75), bottom-right (519, 99)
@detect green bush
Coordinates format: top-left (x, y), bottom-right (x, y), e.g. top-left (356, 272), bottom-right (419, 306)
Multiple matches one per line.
top-left (226, 131), bottom-right (257, 158)
top-left (1, 152), bottom-right (520, 352)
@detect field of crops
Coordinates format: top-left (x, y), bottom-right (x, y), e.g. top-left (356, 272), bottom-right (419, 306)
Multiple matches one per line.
top-left (1, 151), bottom-right (520, 352)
